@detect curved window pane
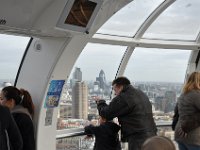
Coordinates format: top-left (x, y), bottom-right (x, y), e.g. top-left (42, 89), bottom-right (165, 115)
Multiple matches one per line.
top-left (143, 0), bottom-right (200, 41)
top-left (57, 43), bottom-right (126, 130)
top-left (124, 48), bottom-right (190, 140)
top-left (96, 0), bottom-right (164, 37)
top-left (125, 48), bottom-right (190, 129)
top-left (125, 48), bottom-right (191, 83)
top-left (0, 34), bottom-right (30, 88)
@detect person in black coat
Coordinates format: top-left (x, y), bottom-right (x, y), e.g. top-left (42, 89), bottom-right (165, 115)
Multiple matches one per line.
top-left (96, 77), bottom-right (156, 150)
top-left (0, 105), bottom-right (23, 150)
top-left (1, 86), bottom-right (35, 150)
top-left (84, 116), bottom-right (121, 150)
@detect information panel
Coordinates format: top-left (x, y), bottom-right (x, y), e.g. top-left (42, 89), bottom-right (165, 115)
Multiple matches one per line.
top-left (44, 80), bottom-right (65, 108)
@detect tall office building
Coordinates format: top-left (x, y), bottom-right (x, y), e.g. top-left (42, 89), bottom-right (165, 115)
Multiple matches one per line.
top-left (96, 69), bottom-right (106, 90)
top-left (70, 67), bottom-right (82, 88)
top-left (72, 81), bottom-right (88, 119)
top-left (73, 67), bottom-right (82, 81)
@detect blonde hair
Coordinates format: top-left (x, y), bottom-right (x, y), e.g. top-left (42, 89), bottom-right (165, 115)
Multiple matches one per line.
top-left (183, 72), bottom-right (200, 94)
top-left (141, 136), bottom-right (176, 150)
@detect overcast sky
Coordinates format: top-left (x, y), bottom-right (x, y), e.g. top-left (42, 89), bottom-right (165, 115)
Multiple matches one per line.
top-left (73, 43), bottom-right (190, 83)
top-left (0, 34), bottom-right (29, 81)
top-left (0, 0), bottom-right (198, 83)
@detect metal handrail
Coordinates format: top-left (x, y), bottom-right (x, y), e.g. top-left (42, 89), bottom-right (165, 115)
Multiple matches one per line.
top-left (56, 122), bottom-right (173, 139)
top-left (56, 131), bottom-right (86, 139)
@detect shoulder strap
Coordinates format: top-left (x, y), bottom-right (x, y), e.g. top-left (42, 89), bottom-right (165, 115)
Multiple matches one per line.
top-left (5, 130), bottom-right (10, 150)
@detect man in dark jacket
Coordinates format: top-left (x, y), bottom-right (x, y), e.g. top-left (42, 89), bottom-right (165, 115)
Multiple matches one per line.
top-left (96, 77), bottom-right (157, 150)
top-left (0, 105), bottom-right (23, 150)
top-left (84, 116), bottom-right (121, 150)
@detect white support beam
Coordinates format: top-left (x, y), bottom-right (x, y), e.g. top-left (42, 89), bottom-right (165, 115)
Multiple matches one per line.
top-left (115, 47), bottom-right (135, 77)
top-left (90, 34), bottom-right (200, 50)
top-left (97, 0), bottom-right (176, 80)
top-left (134, 0), bottom-right (176, 39)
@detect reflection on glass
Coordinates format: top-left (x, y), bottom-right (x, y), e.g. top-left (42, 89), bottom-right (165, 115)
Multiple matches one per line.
top-left (143, 0), bottom-right (200, 40)
top-left (0, 34), bottom-right (30, 87)
top-left (65, 0), bottom-right (97, 27)
top-left (56, 135), bottom-right (94, 150)
top-left (57, 43), bottom-right (126, 130)
top-left (96, 0), bottom-right (164, 37)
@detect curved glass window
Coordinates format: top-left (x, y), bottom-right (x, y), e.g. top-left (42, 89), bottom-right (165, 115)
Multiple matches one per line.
top-left (96, 0), bottom-right (164, 37)
top-left (124, 48), bottom-right (191, 82)
top-left (125, 48), bottom-right (190, 83)
top-left (124, 47), bottom-right (190, 120)
top-left (57, 43), bottom-right (126, 130)
top-left (143, 0), bottom-right (200, 41)
top-left (0, 34), bottom-right (30, 88)
top-left (124, 47), bottom-right (190, 139)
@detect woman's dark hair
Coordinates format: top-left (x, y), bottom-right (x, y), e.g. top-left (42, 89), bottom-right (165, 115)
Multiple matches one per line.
top-left (112, 77), bottom-right (131, 86)
top-left (20, 88), bottom-right (35, 118)
top-left (2, 86), bottom-right (34, 118)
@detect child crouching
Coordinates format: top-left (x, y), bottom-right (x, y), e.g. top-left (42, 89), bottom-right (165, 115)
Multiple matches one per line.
top-left (84, 116), bottom-right (121, 150)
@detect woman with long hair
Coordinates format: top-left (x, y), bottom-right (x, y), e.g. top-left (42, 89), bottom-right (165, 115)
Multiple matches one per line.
top-left (175, 72), bottom-right (200, 150)
top-left (1, 86), bottom-right (35, 150)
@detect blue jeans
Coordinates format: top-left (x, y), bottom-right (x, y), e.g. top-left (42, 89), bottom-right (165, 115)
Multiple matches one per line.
top-left (177, 141), bottom-right (200, 150)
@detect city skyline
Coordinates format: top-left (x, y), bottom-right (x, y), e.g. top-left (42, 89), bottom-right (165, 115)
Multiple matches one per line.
top-left (59, 71), bottom-right (182, 125)
top-left (70, 59), bottom-right (189, 84)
